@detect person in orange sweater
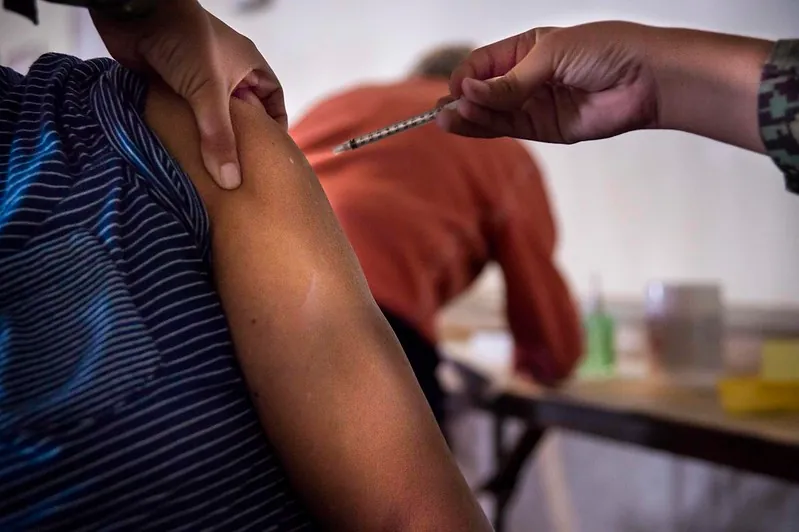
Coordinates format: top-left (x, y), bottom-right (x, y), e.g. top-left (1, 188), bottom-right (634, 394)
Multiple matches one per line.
top-left (290, 45), bottom-right (582, 425)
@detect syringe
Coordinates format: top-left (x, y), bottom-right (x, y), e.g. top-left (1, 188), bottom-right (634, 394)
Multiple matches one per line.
top-left (333, 100), bottom-right (459, 154)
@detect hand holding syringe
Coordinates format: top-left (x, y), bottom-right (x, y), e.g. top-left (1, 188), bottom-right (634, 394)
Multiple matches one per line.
top-left (333, 100), bottom-right (459, 154)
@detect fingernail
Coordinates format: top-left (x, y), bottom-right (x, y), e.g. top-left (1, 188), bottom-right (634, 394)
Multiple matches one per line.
top-left (219, 162), bottom-right (241, 189)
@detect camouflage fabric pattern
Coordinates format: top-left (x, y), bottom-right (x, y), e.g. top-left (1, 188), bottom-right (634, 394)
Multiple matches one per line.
top-left (759, 39), bottom-right (799, 194)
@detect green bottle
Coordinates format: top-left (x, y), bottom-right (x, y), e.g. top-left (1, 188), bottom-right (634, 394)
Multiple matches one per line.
top-left (579, 274), bottom-right (615, 377)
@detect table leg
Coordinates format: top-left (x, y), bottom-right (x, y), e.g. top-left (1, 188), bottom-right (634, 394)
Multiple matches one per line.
top-left (482, 424), bottom-right (546, 532)
top-left (494, 413), bottom-right (508, 464)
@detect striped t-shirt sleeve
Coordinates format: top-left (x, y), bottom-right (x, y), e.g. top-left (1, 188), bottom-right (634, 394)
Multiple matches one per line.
top-left (0, 54), bottom-right (317, 530)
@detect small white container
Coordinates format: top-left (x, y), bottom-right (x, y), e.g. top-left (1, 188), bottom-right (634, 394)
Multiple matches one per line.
top-left (644, 282), bottom-right (724, 384)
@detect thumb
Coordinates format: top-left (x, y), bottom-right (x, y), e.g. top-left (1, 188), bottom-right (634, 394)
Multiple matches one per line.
top-left (461, 47), bottom-right (555, 111)
top-left (187, 79), bottom-right (242, 190)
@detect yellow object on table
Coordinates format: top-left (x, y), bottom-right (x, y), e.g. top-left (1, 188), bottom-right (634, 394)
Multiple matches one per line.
top-left (760, 339), bottom-right (799, 382)
top-left (718, 377), bottom-right (799, 414)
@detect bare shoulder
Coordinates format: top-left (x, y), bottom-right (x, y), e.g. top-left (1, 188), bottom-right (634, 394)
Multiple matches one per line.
top-left (142, 79), bottom-right (371, 302)
top-left (143, 80), bottom-right (319, 219)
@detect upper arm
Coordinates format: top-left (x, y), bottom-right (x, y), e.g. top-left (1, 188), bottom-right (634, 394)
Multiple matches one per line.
top-left (143, 82), bottom-right (490, 531)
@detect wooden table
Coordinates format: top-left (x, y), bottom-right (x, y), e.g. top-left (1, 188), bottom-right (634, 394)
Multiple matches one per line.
top-left (440, 344), bottom-right (799, 532)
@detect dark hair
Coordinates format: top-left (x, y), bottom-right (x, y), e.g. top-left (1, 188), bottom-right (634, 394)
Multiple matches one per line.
top-left (409, 44), bottom-right (475, 79)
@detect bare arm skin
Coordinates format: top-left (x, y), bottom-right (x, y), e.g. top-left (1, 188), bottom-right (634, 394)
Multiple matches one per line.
top-left (647, 26), bottom-right (773, 152)
top-left (144, 83), bottom-right (492, 532)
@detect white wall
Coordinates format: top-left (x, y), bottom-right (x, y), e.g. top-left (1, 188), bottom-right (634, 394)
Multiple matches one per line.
top-left (201, 0), bottom-right (799, 308)
top-left (0, 3), bottom-right (80, 71)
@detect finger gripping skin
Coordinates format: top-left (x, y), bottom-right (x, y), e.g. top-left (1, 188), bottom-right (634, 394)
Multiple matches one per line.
top-left (185, 77), bottom-right (241, 188)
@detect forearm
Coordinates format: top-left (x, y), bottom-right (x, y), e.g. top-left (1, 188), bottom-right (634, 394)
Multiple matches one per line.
top-left (506, 276), bottom-right (583, 386)
top-left (649, 26), bottom-right (773, 152)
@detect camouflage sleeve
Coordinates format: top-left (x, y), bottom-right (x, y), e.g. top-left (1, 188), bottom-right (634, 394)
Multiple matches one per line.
top-left (759, 39), bottom-right (799, 194)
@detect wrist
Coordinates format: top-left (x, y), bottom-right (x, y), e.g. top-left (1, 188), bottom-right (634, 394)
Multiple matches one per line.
top-left (647, 26), bottom-right (773, 152)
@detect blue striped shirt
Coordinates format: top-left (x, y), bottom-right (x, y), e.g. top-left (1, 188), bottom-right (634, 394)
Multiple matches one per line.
top-left (0, 53), bottom-right (315, 530)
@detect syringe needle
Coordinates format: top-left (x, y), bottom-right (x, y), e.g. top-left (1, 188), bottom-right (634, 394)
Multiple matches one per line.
top-left (333, 142), bottom-right (353, 154)
top-left (332, 99), bottom-right (458, 154)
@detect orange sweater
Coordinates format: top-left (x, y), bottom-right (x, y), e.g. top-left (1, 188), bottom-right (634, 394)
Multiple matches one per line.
top-left (290, 78), bottom-right (582, 383)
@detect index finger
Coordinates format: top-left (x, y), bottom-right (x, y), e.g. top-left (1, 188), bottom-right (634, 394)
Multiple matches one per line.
top-left (188, 79), bottom-right (242, 190)
top-left (260, 88), bottom-right (288, 130)
top-left (449, 28), bottom-right (560, 98)
top-left (250, 70), bottom-right (288, 130)
top-left (449, 31), bottom-right (536, 97)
